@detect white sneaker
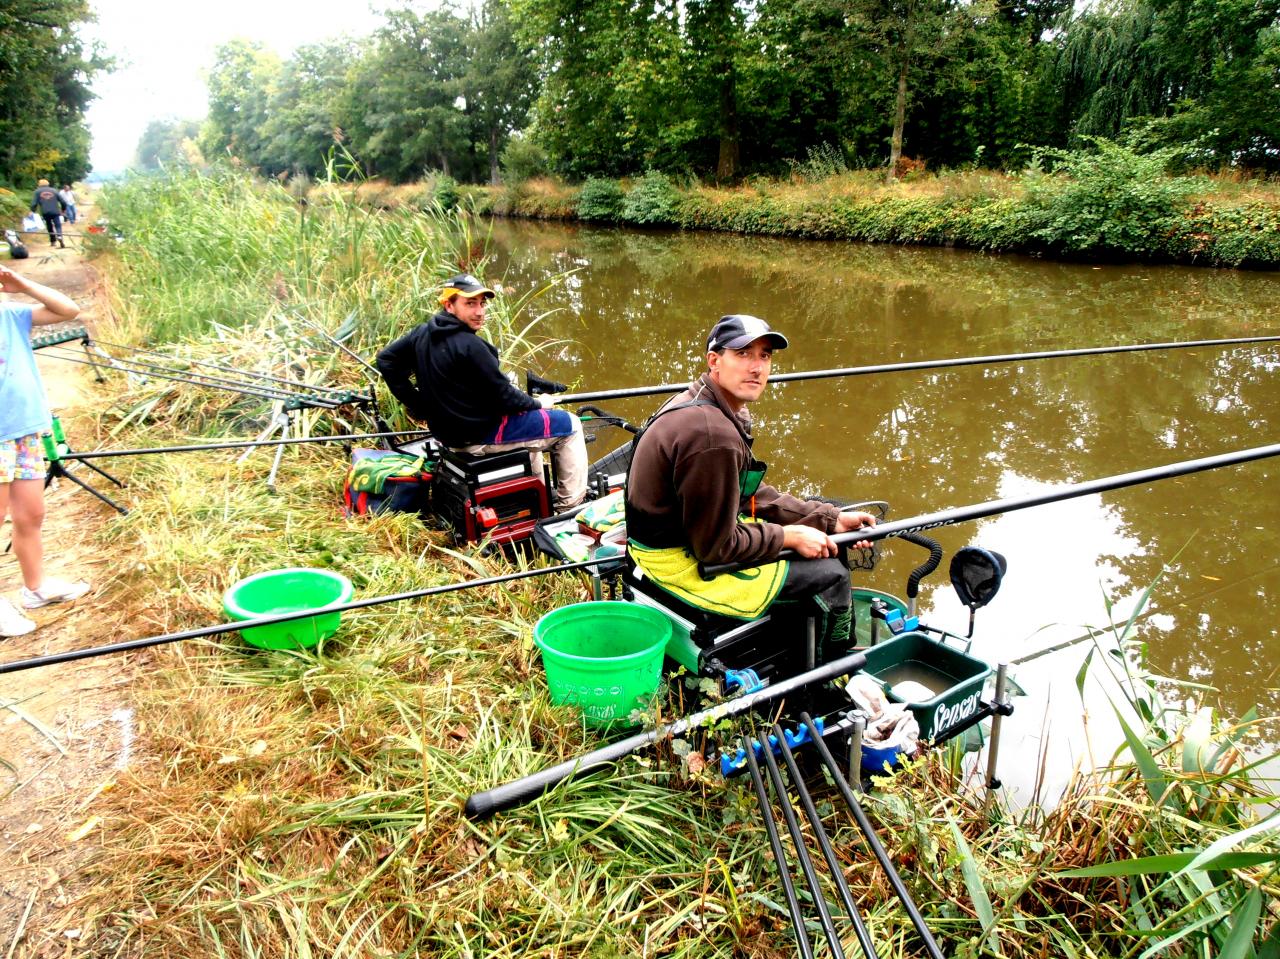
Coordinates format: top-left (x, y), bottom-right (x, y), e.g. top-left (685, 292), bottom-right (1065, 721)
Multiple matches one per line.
top-left (0, 598), bottom-right (36, 636)
top-left (21, 577), bottom-right (91, 609)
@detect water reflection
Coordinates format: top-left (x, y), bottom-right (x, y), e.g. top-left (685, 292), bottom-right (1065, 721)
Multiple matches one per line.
top-left (487, 219), bottom-right (1280, 798)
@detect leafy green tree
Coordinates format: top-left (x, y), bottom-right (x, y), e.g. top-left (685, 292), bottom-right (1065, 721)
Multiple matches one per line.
top-left (201, 39), bottom-right (282, 171)
top-left (511, 0), bottom-right (689, 177)
top-left (338, 7), bottom-right (474, 181)
top-left (1045, 0), bottom-right (1280, 169)
top-left (261, 40), bottom-right (358, 177)
top-left (0, 0), bottom-right (109, 186)
top-left (134, 118), bottom-right (203, 169)
top-left (838, 0), bottom-right (996, 179)
top-left (465, 0), bottom-right (538, 184)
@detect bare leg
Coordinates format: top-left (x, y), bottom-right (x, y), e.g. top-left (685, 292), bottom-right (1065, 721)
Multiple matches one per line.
top-left (5, 479), bottom-right (46, 589)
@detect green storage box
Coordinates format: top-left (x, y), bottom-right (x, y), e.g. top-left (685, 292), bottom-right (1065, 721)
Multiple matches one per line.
top-left (860, 630), bottom-right (992, 742)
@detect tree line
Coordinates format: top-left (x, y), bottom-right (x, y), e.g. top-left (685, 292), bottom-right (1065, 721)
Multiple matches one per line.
top-left (0, 0), bottom-right (107, 191)
top-left (139, 0), bottom-right (1279, 183)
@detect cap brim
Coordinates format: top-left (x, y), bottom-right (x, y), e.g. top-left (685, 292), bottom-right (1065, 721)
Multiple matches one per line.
top-left (439, 286), bottom-right (496, 302)
top-left (718, 331), bottom-right (789, 350)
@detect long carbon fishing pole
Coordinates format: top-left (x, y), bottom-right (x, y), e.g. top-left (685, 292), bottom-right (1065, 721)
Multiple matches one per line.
top-left (703, 441), bottom-right (1280, 577)
top-left (464, 650), bottom-right (869, 819)
top-left (799, 712), bottom-right (947, 959)
top-left (756, 730), bottom-right (847, 958)
top-left (743, 739), bottom-right (818, 959)
top-left (0, 559), bottom-right (596, 676)
top-left (66, 429), bottom-right (430, 461)
top-left (773, 723), bottom-right (880, 959)
top-left (42, 348), bottom-right (329, 405)
top-left (41, 344), bottom-right (342, 406)
top-left (552, 335), bottom-right (1280, 406)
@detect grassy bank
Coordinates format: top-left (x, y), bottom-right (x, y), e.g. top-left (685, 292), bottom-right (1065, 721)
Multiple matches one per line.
top-left (367, 143), bottom-right (1280, 269)
top-left (58, 168), bottom-right (1280, 956)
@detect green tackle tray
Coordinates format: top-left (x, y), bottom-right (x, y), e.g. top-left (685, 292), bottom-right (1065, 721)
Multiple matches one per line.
top-left (860, 630), bottom-right (993, 743)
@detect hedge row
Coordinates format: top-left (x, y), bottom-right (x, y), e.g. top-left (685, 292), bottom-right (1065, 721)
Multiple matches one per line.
top-left (463, 172), bottom-right (1280, 269)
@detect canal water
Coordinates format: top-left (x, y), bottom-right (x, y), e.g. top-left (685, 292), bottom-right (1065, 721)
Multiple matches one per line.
top-left (487, 219), bottom-right (1280, 803)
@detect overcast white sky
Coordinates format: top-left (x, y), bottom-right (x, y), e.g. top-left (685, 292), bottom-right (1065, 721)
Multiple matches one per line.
top-left (83, 0), bottom-right (390, 173)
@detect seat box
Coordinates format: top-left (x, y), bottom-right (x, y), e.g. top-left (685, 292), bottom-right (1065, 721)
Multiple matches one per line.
top-left (433, 449), bottom-right (549, 544)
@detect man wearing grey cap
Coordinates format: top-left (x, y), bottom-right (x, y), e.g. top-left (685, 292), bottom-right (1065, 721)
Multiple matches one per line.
top-left (624, 314), bottom-right (876, 658)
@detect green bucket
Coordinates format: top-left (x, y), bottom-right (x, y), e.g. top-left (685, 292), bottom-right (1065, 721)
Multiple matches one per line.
top-left (534, 601), bottom-right (671, 728)
top-left (223, 568), bottom-right (354, 650)
top-left (852, 588), bottom-right (909, 647)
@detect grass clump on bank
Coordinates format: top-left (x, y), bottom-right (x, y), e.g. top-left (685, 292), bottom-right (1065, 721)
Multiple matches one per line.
top-left (471, 140), bottom-right (1280, 268)
top-left (60, 167), bottom-right (1280, 956)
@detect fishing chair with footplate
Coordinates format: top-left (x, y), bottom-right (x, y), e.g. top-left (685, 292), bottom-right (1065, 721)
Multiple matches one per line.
top-left (385, 374), bottom-right (642, 550)
top-left (466, 544), bottom-right (1016, 956)
top-left (621, 502), bottom-right (897, 691)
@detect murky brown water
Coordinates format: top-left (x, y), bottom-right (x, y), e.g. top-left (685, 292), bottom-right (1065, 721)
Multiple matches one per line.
top-left (487, 219), bottom-right (1280, 799)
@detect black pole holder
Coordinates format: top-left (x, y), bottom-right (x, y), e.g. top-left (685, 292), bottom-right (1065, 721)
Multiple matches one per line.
top-left (46, 453), bottom-right (128, 515)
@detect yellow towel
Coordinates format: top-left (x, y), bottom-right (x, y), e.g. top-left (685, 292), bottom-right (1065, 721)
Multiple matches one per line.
top-left (628, 539), bottom-right (788, 620)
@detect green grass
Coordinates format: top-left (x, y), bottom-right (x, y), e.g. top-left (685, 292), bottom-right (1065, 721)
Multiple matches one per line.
top-left (59, 166), bottom-right (1280, 957)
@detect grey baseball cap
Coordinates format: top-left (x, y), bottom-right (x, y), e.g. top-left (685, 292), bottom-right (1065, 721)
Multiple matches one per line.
top-left (706, 314), bottom-right (790, 352)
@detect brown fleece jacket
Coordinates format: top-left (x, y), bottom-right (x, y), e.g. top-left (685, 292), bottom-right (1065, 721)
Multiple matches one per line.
top-left (624, 374), bottom-right (840, 567)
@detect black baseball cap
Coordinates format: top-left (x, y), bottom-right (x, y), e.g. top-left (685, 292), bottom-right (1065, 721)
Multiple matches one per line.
top-left (706, 314), bottom-right (789, 352)
top-left (438, 273), bottom-right (496, 304)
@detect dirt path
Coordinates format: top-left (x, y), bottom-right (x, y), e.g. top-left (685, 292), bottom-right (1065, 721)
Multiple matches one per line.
top-left (0, 200), bottom-right (142, 956)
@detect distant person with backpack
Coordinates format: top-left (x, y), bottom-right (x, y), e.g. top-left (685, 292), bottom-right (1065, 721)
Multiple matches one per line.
top-left (58, 185), bottom-right (78, 224)
top-left (0, 263), bottom-right (91, 637)
top-left (30, 179), bottom-right (65, 248)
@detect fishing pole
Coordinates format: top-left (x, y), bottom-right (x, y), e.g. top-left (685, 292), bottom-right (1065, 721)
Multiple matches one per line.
top-left (0, 558), bottom-right (596, 676)
top-left (87, 336), bottom-right (368, 399)
top-left (772, 722), bottom-right (880, 959)
top-left (703, 441), bottom-right (1280, 578)
top-left (41, 348), bottom-right (330, 406)
top-left (40, 343), bottom-right (342, 406)
top-left (64, 428), bottom-right (431, 461)
top-left (552, 335), bottom-right (1280, 406)
top-left (743, 738), bottom-right (819, 959)
top-left (799, 712), bottom-right (947, 959)
top-left (754, 729), bottom-right (848, 958)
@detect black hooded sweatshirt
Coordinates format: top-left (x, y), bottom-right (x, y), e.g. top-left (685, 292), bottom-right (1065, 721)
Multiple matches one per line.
top-left (375, 309), bottom-right (538, 448)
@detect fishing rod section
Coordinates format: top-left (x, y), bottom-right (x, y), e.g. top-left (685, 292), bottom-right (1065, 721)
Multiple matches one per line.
top-left (553, 334), bottom-right (1280, 406)
top-left (0, 558), bottom-right (594, 676)
top-left (703, 441), bottom-right (1280, 578)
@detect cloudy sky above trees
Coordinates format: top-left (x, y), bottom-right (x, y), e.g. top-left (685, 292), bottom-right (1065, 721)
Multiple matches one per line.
top-left (83, 0), bottom-right (386, 171)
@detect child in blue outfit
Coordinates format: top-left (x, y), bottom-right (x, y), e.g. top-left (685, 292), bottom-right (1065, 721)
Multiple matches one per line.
top-left (0, 264), bottom-right (91, 637)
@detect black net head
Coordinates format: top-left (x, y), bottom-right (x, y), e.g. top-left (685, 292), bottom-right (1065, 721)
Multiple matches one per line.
top-left (950, 546), bottom-right (1007, 609)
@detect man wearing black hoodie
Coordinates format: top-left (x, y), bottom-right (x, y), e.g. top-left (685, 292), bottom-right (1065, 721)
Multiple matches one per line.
top-left (376, 274), bottom-right (587, 510)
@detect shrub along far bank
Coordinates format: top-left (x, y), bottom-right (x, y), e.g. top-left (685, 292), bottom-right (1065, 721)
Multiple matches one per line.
top-left (455, 162), bottom-right (1280, 270)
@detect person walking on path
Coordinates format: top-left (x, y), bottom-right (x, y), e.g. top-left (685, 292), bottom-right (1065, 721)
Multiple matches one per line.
top-left (58, 185), bottom-right (78, 224)
top-left (30, 179), bottom-right (66, 248)
top-left (0, 263), bottom-right (91, 637)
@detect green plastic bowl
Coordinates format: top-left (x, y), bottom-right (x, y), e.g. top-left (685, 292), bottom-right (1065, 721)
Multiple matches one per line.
top-left (223, 568), bottom-right (354, 650)
top-left (534, 601), bottom-right (671, 728)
